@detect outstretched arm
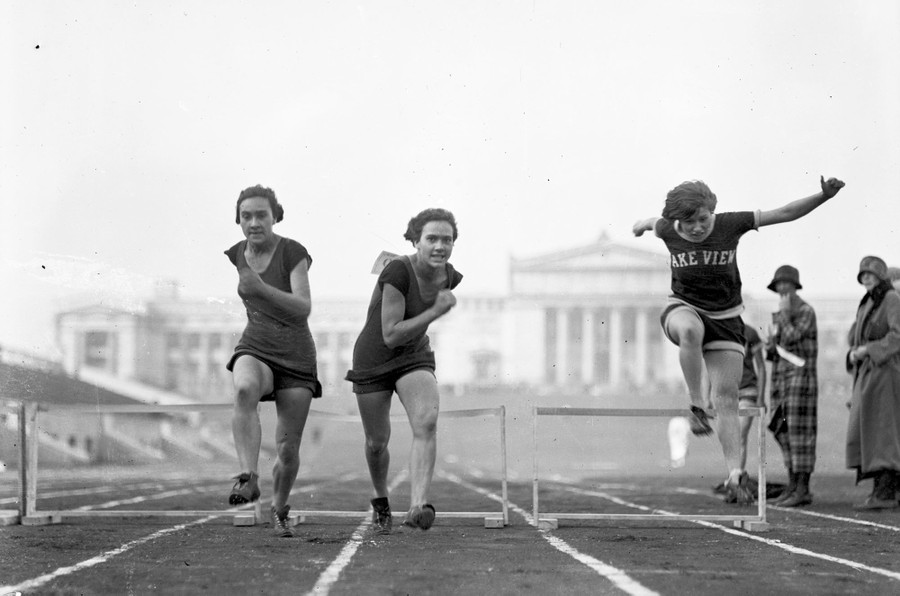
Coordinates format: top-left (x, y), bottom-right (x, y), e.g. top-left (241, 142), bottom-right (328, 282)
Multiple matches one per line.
top-left (632, 217), bottom-right (660, 237)
top-left (758, 176), bottom-right (844, 228)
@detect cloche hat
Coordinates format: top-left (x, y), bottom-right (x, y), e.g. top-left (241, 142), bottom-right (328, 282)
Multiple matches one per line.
top-left (767, 265), bottom-right (802, 292)
top-left (857, 255), bottom-right (888, 283)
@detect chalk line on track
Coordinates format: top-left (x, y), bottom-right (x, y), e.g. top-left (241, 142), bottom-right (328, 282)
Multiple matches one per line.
top-left (562, 485), bottom-right (900, 582)
top-left (676, 486), bottom-right (900, 533)
top-left (441, 472), bottom-right (660, 596)
top-left (0, 475), bottom-right (362, 594)
top-left (0, 481), bottom-right (174, 506)
top-left (304, 471), bottom-right (408, 596)
top-left (0, 515), bottom-right (218, 594)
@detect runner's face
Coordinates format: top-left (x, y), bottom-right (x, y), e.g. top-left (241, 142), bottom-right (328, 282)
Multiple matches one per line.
top-left (679, 207), bottom-right (713, 240)
top-left (415, 221), bottom-right (454, 268)
top-left (238, 197), bottom-right (275, 245)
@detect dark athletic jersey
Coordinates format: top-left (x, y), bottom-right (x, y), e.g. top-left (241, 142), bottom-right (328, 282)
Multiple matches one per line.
top-left (655, 211), bottom-right (759, 316)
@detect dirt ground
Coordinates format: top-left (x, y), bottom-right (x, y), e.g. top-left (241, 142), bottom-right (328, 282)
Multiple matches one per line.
top-left (2, 468), bottom-right (900, 595)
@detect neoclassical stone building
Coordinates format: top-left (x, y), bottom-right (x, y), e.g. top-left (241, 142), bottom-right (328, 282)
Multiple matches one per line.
top-left (499, 233), bottom-right (678, 391)
top-left (53, 235), bottom-right (857, 401)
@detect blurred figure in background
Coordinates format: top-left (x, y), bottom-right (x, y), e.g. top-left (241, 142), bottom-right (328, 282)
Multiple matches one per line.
top-left (765, 265), bottom-right (819, 508)
top-left (738, 322), bottom-right (767, 476)
top-left (846, 256), bottom-right (900, 510)
top-left (887, 266), bottom-right (900, 291)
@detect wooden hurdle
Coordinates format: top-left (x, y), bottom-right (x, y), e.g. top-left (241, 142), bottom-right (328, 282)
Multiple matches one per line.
top-left (532, 406), bottom-right (770, 533)
top-left (13, 402), bottom-right (509, 529)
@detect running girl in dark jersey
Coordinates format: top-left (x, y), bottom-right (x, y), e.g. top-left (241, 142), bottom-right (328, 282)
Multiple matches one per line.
top-left (633, 175), bottom-right (844, 504)
top-left (346, 208), bottom-right (462, 534)
top-left (224, 185), bottom-right (321, 537)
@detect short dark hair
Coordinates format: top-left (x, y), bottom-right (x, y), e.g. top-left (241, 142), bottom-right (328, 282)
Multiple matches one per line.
top-left (662, 180), bottom-right (717, 221)
top-left (403, 208), bottom-right (459, 245)
top-left (235, 185), bottom-right (284, 224)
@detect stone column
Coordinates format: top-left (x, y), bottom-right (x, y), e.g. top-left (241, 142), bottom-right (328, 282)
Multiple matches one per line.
top-left (609, 308), bottom-right (622, 386)
top-left (635, 309), bottom-right (648, 386)
top-left (581, 309), bottom-right (594, 384)
top-left (555, 308), bottom-right (568, 385)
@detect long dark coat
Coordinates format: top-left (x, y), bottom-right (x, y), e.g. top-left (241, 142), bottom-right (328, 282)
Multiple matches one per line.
top-left (846, 288), bottom-right (900, 479)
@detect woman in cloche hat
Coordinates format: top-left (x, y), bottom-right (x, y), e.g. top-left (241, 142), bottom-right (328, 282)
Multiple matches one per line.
top-left (846, 256), bottom-right (900, 510)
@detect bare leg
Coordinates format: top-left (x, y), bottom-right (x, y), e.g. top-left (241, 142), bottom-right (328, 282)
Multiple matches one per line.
top-left (271, 387), bottom-right (313, 511)
top-left (705, 350), bottom-right (744, 481)
top-left (395, 370), bottom-right (440, 510)
top-left (231, 356), bottom-right (274, 474)
top-left (738, 404), bottom-right (753, 470)
top-left (356, 390), bottom-right (394, 498)
top-left (665, 310), bottom-right (709, 408)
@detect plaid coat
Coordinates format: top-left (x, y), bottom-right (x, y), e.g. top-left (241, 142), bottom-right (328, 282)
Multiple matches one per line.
top-left (767, 295), bottom-right (818, 473)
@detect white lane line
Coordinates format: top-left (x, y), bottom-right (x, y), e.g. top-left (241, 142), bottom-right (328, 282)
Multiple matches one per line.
top-left (564, 486), bottom-right (900, 582)
top-left (0, 515), bottom-right (218, 594)
top-left (1, 475), bottom-right (364, 594)
top-left (441, 472), bottom-right (659, 596)
top-left (0, 482), bottom-right (176, 505)
top-left (676, 486), bottom-right (900, 533)
top-left (74, 488), bottom-right (204, 510)
top-left (305, 471), bottom-right (408, 596)
top-left (306, 518), bottom-right (371, 596)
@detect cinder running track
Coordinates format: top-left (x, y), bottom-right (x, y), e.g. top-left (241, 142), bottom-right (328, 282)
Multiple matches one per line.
top-left (2, 468), bottom-right (899, 595)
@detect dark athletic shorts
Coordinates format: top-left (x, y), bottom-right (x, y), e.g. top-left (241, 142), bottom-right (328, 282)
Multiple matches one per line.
top-left (228, 351), bottom-right (322, 400)
top-left (260, 370), bottom-right (320, 402)
top-left (659, 303), bottom-right (746, 356)
top-left (346, 351), bottom-right (437, 395)
top-left (350, 364), bottom-right (436, 395)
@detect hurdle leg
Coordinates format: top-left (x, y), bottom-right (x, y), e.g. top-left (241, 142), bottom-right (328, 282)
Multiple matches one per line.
top-left (499, 405), bottom-right (509, 527)
top-left (734, 408), bottom-right (770, 532)
top-left (532, 406), bottom-right (539, 526)
top-left (17, 401), bottom-right (27, 521)
top-left (22, 404), bottom-right (62, 526)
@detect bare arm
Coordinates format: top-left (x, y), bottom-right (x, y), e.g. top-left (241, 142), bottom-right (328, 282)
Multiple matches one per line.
top-left (381, 283), bottom-right (456, 349)
top-left (632, 217), bottom-right (660, 237)
top-left (758, 176), bottom-right (844, 227)
top-left (238, 258), bottom-right (312, 318)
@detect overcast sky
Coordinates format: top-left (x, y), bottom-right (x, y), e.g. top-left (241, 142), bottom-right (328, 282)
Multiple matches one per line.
top-left (2, 0), bottom-right (898, 358)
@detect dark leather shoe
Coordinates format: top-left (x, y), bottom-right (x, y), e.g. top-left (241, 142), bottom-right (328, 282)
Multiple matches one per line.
top-left (853, 496), bottom-right (898, 510)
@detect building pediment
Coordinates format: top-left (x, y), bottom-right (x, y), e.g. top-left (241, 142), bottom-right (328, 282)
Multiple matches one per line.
top-left (55, 304), bottom-right (142, 319)
top-left (511, 236), bottom-right (668, 273)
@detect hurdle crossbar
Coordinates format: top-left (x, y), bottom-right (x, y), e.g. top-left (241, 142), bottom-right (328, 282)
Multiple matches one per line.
top-left (14, 401), bottom-right (508, 528)
top-left (532, 406), bottom-right (768, 532)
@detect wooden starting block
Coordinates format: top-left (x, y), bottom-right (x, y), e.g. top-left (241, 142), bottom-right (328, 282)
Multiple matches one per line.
top-left (232, 501), bottom-right (264, 527)
top-left (537, 517), bottom-right (559, 531)
top-left (735, 520), bottom-right (771, 532)
top-left (0, 510), bottom-right (21, 526)
top-left (22, 513), bottom-right (62, 526)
